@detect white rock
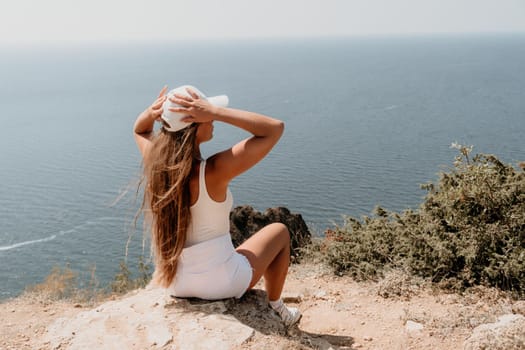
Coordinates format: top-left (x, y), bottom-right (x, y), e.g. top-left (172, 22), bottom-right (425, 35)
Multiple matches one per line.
top-left (176, 314), bottom-right (254, 350)
top-left (405, 320), bottom-right (424, 332)
top-left (464, 314), bottom-right (525, 350)
top-left (512, 301), bottom-right (525, 316)
top-left (40, 287), bottom-right (255, 350)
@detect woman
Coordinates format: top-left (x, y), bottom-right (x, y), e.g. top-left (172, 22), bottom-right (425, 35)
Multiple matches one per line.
top-left (133, 85), bottom-right (301, 326)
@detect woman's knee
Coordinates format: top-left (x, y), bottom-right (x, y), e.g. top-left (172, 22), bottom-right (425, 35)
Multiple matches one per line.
top-left (268, 222), bottom-right (288, 232)
top-left (267, 222), bottom-right (290, 246)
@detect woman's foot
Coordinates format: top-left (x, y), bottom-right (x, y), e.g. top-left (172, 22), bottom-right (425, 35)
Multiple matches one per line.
top-left (269, 299), bottom-right (302, 327)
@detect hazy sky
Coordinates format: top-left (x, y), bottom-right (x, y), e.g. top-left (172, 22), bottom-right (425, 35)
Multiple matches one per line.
top-left (1, 0), bottom-right (524, 45)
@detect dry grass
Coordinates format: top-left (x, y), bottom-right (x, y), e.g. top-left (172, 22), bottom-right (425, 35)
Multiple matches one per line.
top-left (23, 257), bottom-right (152, 305)
top-left (23, 265), bottom-right (106, 306)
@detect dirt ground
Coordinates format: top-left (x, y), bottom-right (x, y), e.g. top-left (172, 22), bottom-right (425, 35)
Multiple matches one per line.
top-left (0, 263), bottom-right (520, 350)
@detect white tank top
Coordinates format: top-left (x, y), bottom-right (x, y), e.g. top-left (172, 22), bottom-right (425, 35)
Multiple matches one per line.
top-left (185, 160), bottom-right (233, 247)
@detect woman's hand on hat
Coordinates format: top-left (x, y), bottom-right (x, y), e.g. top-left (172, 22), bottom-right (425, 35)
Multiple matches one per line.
top-left (168, 88), bottom-right (216, 123)
top-left (146, 86), bottom-right (168, 121)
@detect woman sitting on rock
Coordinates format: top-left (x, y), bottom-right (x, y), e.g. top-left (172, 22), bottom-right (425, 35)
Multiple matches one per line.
top-left (133, 85), bottom-right (301, 326)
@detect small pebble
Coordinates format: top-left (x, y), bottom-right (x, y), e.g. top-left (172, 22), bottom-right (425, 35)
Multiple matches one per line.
top-left (363, 336), bottom-right (373, 341)
top-left (282, 292), bottom-right (303, 303)
top-left (314, 291), bottom-right (327, 299)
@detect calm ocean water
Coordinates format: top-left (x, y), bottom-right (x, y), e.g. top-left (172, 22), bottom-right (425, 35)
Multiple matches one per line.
top-left (1, 34), bottom-right (524, 299)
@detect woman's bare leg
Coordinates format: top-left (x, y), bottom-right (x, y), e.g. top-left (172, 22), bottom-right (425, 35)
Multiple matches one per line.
top-left (236, 222), bottom-right (290, 301)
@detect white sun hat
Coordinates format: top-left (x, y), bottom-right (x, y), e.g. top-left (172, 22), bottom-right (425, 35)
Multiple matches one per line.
top-left (160, 85), bottom-right (229, 132)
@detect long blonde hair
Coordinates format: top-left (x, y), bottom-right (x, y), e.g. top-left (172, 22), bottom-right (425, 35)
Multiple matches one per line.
top-left (141, 125), bottom-right (198, 287)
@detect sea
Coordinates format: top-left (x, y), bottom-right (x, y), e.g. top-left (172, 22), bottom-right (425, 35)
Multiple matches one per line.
top-left (1, 34), bottom-right (524, 299)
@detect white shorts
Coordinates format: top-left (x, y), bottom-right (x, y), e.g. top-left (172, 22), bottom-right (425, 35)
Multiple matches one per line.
top-left (167, 234), bottom-right (253, 300)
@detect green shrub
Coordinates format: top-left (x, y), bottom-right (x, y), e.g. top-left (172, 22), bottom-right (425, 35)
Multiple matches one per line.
top-left (323, 145), bottom-right (525, 296)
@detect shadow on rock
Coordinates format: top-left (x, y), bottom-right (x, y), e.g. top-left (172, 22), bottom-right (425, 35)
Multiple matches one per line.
top-left (173, 289), bottom-right (354, 349)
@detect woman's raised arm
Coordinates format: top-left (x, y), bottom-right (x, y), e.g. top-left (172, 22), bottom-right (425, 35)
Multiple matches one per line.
top-left (170, 89), bottom-right (284, 183)
top-left (208, 107), bottom-right (284, 181)
top-left (133, 86), bottom-right (168, 157)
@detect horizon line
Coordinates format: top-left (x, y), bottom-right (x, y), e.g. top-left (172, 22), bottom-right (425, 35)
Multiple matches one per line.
top-left (2, 30), bottom-right (525, 49)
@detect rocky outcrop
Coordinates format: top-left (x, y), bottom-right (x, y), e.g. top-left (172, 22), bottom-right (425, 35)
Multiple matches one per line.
top-left (463, 314), bottom-right (525, 350)
top-left (40, 287), bottom-right (291, 350)
top-left (229, 206), bottom-right (311, 261)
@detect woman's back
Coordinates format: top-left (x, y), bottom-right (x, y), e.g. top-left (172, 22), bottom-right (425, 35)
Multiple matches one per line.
top-left (185, 160), bottom-right (233, 247)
